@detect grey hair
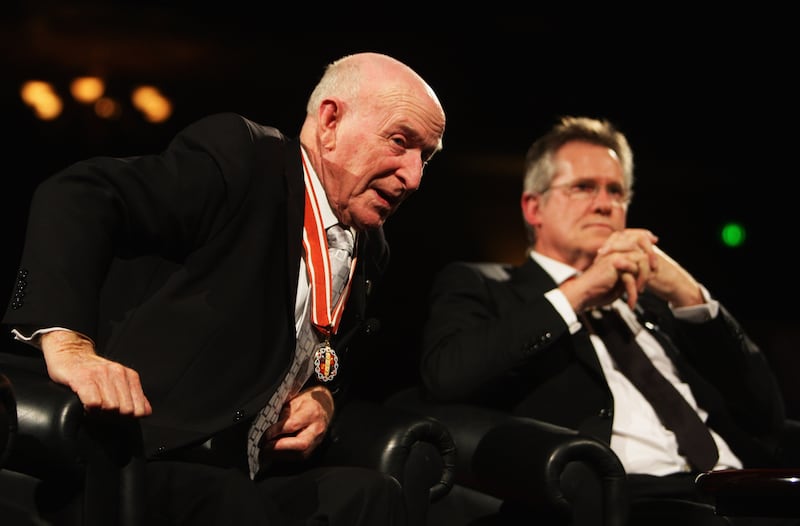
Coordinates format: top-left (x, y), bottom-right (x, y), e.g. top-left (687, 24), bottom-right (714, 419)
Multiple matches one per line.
top-left (522, 116), bottom-right (634, 245)
top-left (306, 55), bottom-right (363, 114)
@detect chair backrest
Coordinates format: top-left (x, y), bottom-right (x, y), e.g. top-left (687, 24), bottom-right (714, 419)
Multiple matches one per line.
top-left (465, 262), bottom-right (512, 282)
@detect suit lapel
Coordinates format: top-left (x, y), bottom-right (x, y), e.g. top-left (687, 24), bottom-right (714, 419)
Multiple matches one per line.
top-left (284, 139), bottom-right (305, 311)
top-left (507, 258), bottom-right (555, 304)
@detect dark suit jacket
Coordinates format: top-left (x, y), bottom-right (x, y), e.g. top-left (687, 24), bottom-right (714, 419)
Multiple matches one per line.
top-left (420, 259), bottom-right (787, 467)
top-left (2, 112), bottom-right (389, 458)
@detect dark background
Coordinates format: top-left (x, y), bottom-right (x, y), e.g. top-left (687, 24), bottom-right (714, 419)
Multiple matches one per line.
top-left (2, 4), bottom-right (798, 415)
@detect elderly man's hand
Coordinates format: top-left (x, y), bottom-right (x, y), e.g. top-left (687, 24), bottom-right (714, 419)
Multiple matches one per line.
top-left (41, 329), bottom-right (152, 417)
top-left (258, 385), bottom-right (335, 467)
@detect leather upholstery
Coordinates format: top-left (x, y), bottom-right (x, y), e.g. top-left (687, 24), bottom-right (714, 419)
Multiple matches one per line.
top-left (0, 358), bottom-right (146, 526)
top-left (387, 386), bottom-right (630, 526)
top-left (0, 355), bottom-right (456, 526)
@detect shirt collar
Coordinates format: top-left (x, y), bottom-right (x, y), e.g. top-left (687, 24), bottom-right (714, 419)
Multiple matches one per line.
top-left (301, 146), bottom-right (338, 230)
top-left (529, 250), bottom-right (578, 285)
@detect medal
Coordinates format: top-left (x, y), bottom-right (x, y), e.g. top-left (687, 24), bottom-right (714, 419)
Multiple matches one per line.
top-left (313, 341), bottom-right (339, 382)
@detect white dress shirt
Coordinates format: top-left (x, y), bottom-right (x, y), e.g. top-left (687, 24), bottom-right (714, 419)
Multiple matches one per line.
top-left (532, 250), bottom-right (742, 475)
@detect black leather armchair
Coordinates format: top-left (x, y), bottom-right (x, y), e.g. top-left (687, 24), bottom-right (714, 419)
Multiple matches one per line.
top-left (0, 358), bottom-right (147, 526)
top-left (389, 385), bottom-right (800, 526)
top-left (1, 372), bottom-right (15, 469)
top-left (0, 356), bottom-right (457, 526)
top-left (387, 386), bottom-right (629, 526)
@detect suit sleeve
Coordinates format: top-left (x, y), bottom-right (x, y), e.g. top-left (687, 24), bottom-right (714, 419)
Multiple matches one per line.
top-left (419, 262), bottom-right (569, 402)
top-left (3, 113), bottom-right (263, 341)
top-left (673, 303), bottom-right (787, 435)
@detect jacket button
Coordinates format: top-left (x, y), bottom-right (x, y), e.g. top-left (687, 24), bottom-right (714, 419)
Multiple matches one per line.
top-left (599, 408), bottom-right (613, 418)
top-left (233, 410), bottom-right (245, 421)
top-left (11, 268), bottom-right (29, 309)
top-left (524, 332), bottom-right (551, 354)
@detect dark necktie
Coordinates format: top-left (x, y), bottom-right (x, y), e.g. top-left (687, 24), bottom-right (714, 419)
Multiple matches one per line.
top-left (246, 224), bottom-right (355, 479)
top-left (584, 307), bottom-right (719, 471)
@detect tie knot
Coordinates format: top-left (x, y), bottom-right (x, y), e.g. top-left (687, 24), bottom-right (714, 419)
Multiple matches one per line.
top-left (327, 224), bottom-right (355, 255)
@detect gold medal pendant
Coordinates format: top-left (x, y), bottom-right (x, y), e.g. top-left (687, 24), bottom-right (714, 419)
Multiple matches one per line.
top-left (313, 341), bottom-right (339, 382)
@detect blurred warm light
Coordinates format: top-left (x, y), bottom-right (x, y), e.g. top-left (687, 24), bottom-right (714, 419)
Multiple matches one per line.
top-left (20, 78), bottom-right (173, 124)
top-left (94, 97), bottom-right (122, 120)
top-left (20, 80), bottom-right (52, 103)
top-left (20, 80), bottom-right (63, 120)
top-left (131, 85), bottom-right (172, 123)
top-left (71, 76), bottom-right (105, 104)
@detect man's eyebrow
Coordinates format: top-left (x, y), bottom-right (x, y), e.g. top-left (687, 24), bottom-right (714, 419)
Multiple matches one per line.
top-left (399, 124), bottom-right (439, 149)
top-left (394, 123), bottom-right (419, 139)
top-left (391, 123), bottom-right (440, 159)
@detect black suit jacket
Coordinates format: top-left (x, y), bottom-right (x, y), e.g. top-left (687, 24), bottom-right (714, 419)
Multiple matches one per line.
top-left (420, 259), bottom-right (787, 467)
top-left (2, 113), bottom-right (389, 457)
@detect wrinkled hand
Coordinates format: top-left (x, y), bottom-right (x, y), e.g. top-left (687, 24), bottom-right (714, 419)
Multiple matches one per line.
top-left (641, 245), bottom-right (705, 307)
top-left (561, 228), bottom-right (705, 312)
top-left (596, 228), bottom-right (660, 307)
top-left (259, 385), bottom-right (335, 465)
top-left (562, 228), bottom-right (659, 311)
top-left (40, 329), bottom-right (152, 417)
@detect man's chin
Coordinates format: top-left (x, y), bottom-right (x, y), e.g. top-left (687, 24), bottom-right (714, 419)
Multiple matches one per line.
top-left (352, 207), bottom-right (391, 231)
top-left (351, 215), bottom-right (386, 232)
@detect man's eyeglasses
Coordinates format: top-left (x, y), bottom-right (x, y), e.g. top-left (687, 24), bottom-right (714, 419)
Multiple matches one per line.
top-left (542, 179), bottom-right (630, 207)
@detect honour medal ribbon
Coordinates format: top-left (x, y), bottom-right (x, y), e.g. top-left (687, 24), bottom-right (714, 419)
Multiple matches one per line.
top-left (301, 159), bottom-right (357, 344)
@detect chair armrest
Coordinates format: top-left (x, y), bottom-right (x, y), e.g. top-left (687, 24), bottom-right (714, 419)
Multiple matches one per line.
top-left (1, 356), bottom-right (143, 478)
top-left (0, 354), bottom-right (145, 526)
top-left (314, 398), bottom-right (457, 526)
top-left (472, 417), bottom-right (628, 524)
top-left (317, 398), bottom-right (456, 503)
top-left (387, 387), bottom-right (629, 526)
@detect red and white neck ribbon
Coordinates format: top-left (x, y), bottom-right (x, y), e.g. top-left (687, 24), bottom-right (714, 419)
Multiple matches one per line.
top-left (301, 158), bottom-right (357, 339)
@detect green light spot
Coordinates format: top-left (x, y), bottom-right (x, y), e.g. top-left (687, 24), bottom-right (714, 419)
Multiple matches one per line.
top-left (721, 223), bottom-right (746, 247)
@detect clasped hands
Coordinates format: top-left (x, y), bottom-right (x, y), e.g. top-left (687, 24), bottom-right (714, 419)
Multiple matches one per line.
top-left (563, 228), bottom-right (704, 313)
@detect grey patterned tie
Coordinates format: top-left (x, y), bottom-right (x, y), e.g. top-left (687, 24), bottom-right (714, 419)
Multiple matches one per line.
top-left (325, 224), bottom-right (356, 304)
top-left (246, 224), bottom-right (355, 479)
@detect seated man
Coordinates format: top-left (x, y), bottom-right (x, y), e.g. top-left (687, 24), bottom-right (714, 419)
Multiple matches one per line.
top-left (419, 116), bottom-right (797, 526)
top-left (3, 52), bottom-right (446, 526)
